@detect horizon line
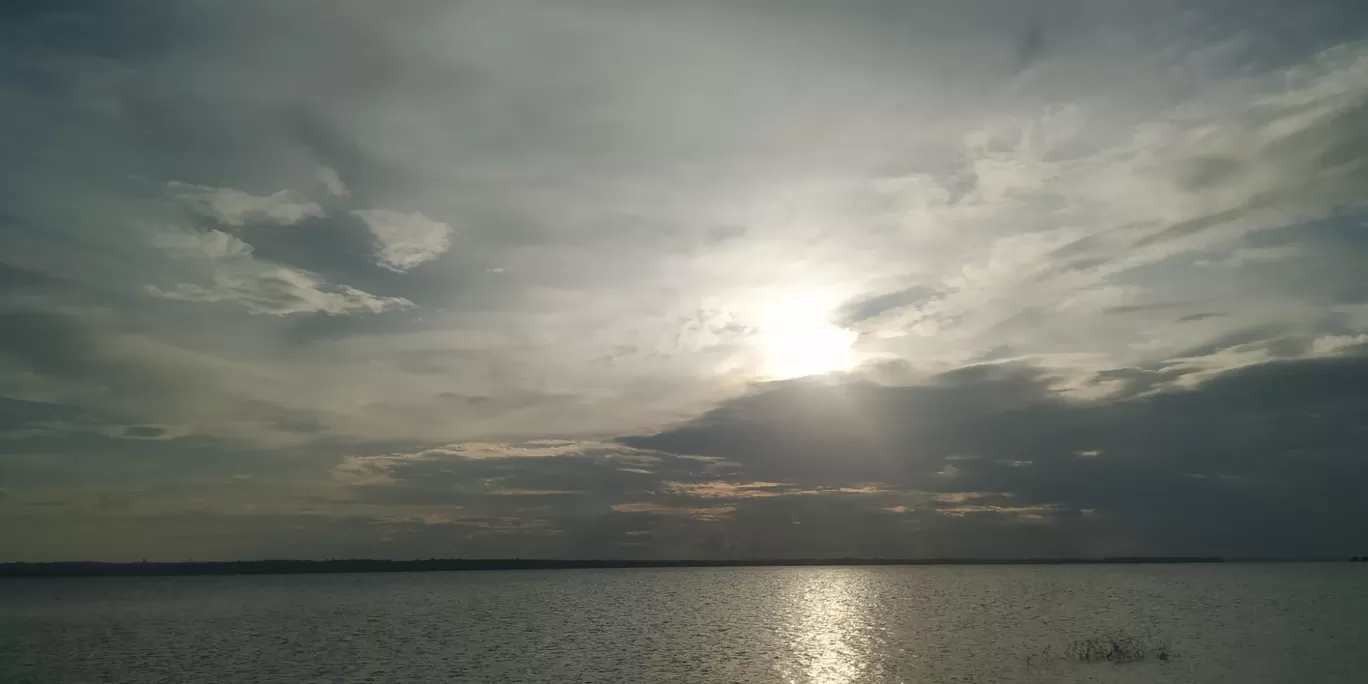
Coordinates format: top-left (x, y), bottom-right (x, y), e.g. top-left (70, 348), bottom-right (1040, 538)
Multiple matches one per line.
top-left (13, 555), bottom-right (1355, 578)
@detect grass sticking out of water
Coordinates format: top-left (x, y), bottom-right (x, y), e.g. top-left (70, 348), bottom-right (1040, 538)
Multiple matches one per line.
top-left (1027, 632), bottom-right (1173, 666)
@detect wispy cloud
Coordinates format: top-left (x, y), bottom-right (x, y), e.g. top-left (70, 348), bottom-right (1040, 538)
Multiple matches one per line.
top-left (610, 502), bottom-right (737, 520)
top-left (663, 481), bottom-right (788, 499)
top-left (1196, 245), bottom-right (1304, 268)
top-left (169, 182), bottom-right (324, 226)
top-left (146, 226), bottom-right (413, 315)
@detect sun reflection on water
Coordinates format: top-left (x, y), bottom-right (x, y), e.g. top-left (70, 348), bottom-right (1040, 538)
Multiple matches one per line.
top-left (778, 569), bottom-right (882, 684)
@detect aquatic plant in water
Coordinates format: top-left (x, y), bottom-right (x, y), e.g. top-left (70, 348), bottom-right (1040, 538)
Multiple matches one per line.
top-left (1026, 632), bottom-right (1173, 666)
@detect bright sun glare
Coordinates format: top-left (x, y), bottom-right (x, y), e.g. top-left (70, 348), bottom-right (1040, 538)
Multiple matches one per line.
top-left (756, 292), bottom-right (858, 380)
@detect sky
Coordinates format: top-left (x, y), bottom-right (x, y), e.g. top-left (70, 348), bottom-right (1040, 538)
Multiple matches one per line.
top-left (2, 0), bottom-right (1367, 562)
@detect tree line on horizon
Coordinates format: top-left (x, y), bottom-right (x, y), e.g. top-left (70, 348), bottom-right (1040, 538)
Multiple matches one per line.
top-left (0, 556), bottom-right (1235, 578)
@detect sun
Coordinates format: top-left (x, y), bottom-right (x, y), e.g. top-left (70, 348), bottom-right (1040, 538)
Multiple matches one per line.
top-left (755, 291), bottom-right (857, 380)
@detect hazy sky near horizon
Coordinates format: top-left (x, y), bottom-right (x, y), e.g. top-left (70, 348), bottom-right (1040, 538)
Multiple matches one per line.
top-left (2, 0), bottom-right (1367, 561)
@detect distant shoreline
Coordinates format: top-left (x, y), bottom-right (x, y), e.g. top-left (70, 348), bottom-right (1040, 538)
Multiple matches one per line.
top-left (0, 557), bottom-right (1236, 578)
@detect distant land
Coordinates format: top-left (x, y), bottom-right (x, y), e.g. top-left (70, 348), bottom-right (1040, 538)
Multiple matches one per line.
top-left (0, 557), bottom-right (1230, 578)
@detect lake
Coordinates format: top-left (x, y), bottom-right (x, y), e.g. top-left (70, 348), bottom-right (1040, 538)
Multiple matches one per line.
top-left (2, 564), bottom-right (1364, 683)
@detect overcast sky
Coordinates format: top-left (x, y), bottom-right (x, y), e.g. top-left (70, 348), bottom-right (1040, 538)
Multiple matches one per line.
top-left (2, 0), bottom-right (1367, 561)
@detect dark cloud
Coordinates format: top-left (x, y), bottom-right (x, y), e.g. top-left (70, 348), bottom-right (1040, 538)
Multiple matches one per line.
top-left (119, 425), bottom-right (165, 439)
top-left (0, 262), bottom-right (65, 290)
top-left (0, 311), bottom-right (102, 379)
top-left (1016, 19), bottom-right (1046, 67)
top-left (1174, 324), bottom-right (1290, 359)
top-left (0, 397), bottom-right (90, 431)
top-left (1178, 312), bottom-right (1225, 323)
top-left (623, 353), bottom-right (1368, 557)
top-left (1103, 302), bottom-right (1186, 316)
top-left (0, 310), bottom-right (220, 421)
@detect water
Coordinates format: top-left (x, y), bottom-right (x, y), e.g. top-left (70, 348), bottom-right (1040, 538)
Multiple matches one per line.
top-left (2, 564), bottom-right (1364, 683)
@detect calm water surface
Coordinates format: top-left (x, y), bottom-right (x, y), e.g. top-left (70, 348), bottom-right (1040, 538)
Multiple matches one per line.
top-left (2, 564), bottom-right (1364, 683)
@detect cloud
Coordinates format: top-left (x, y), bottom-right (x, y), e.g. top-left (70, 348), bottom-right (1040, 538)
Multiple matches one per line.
top-left (316, 167), bottom-right (349, 198)
top-left (352, 210), bottom-right (453, 272)
top-left (610, 502), bottom-right (737, 520)
top-left (837, 286), bottom-right (942, 326)
top-left (435, 440), bottom-right (630, 460)
top-left (329, 440), bottom-right (681, 503)
top-left (623, 350), bottom-right (1368, 556)
top-left (663, 481), bottom-right (789, 499)
top-left (147, 275), bottom-right (411, 316)
top-left (117, 425), bottom-right (166, 439)
top-left (146, 226), bottom-right (413, 315)
top-left (1310, 334), bottom-right (1368, 356)
top-left (1177, 313), bottom-right (1225, 323)
top-left (335, 441), bottom-right (660, 479)
top-left (151, 227), bottom-right (255, 260)
top-left (169, 182), bottom-right (324, 226)
top-left (1195, 245), bottom-right (1305, 268)
top-left (488, 488), bottom-right (582, 496)
top-left (0, 311), bottom-right (350, 446)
